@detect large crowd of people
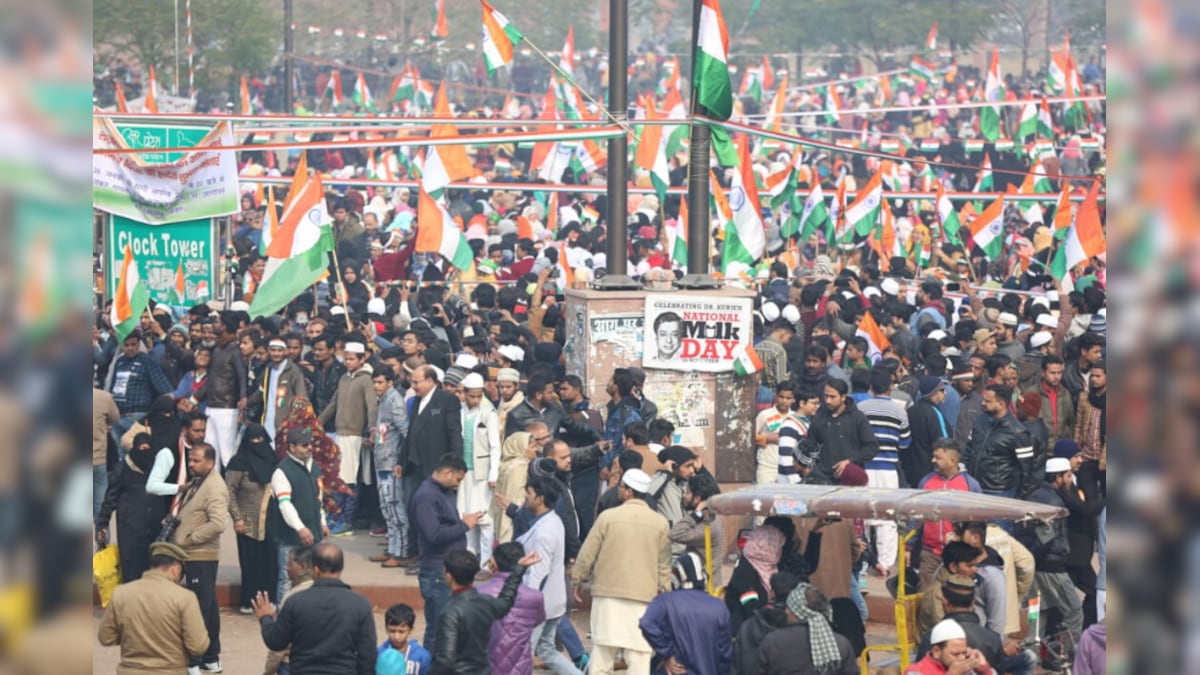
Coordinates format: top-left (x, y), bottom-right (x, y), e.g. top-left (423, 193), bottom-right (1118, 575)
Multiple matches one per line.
top-left (94, 32), bottom-right (1106, 675)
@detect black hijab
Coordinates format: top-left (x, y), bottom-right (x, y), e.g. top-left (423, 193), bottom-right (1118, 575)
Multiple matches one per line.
top-left (128, 432), bottom-right (157, 474)
top-left (146, 394), bottom-right (181, 453)
top-left (228, 424), bottom-right (277, 485)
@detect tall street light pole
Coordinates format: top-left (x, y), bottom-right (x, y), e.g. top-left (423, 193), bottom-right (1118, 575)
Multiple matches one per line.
top-left (596, 0), bottom-right (639, 290)
top-left (678, 0), bottom-right (719, 288)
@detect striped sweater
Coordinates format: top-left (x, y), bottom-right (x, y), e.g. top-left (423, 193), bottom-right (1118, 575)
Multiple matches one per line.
top-left (857, 395), bottom-right (911, 471)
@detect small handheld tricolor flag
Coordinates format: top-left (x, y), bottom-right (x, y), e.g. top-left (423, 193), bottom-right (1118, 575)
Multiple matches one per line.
top-left (732, 343), bottom-right (763, 376)
top-left (480, 0), bottom-right (524, 76)
top-left (110, 244), bottom-right (150, 341)
top-left (171, 261), bottom-right (186, 305)
top-left (855, 311), bottom-right (891, 362)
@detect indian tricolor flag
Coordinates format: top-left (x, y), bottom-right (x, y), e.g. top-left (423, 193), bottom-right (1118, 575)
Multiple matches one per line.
top-left (1051, 181), bottom-right (1104, 282)
top-left (480, 0), bottom-right (524, 76)
top-left (634, 98), bottom-right (670, 204)
top-left (559, 25), bottom-right (575, 76)
top-left (846, 170), bottom-right (883, 237)
top-left (936, 182), bottom-right (963, 245)
top-left (1052, 185), bottom-right (1073, 239)
top-left (979, 48), bottom-right (1004, 142)
top-left (248, 172), bottom-right (334, 319)
top-left (694, 0), bottom-right (733, 120)
top-left (856, 311), bottom-right (891, 362)
top-left (240, 75), bottom-right (253, 114)
top-left (324, 71), bottom-right (344, 107)
top-left (720, 138), bottom-right (766, 272)
top-left (731, 343), bottom-right (763, 376)
top-left (144, 65), bottom-right (159, 113)
top-left (925, 21), bottom-right (938, 51)
top-left (353, 72), bottom-right (377, 112)
top-left (110, 244), bottom-right (150, 341)
top-left (970, 195), bottom-right (1006, 260)
top-left (797, 182), bottom-right (830, 242)
top-left (670, 198), bottom-right (689, 267)
top-left (432, 0), bottom-right (449, 39)
top-left (170, 261), bottom-right (187, 305)
top-left (416, 186), bottom-right (474, 271)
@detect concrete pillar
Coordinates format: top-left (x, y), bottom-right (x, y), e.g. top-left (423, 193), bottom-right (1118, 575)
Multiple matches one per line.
top-left (562, 285), bottom-right (758, 482)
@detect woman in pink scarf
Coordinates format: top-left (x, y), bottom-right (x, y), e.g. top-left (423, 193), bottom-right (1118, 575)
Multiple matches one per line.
top-left (724, 524), bottom-right (787, 632)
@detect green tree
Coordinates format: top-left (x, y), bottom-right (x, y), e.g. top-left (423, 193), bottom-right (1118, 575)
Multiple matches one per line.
top-left (95, 0), bottom-right (282, 95)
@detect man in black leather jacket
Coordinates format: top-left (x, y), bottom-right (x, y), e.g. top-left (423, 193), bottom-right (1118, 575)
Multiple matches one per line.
top-left (431, 548), bottom-right (540, 675)
top-left (963, 384), bottom-right (1036, 503)
top-left (1020, 458), bottom-right (1083, 650)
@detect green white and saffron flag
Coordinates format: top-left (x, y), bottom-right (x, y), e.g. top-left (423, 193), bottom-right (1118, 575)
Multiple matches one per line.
top-left (249, 175), bottom-right (335, 319)
top-left (480, 0), bottom-right (524, 76)
top-left (353, 72), bottom-right (377, 113)
top-left (980, 48), bottom-right (1004, 142)
top-left (110, 243), bottom-right (150, 341)
top-left (970, 196), bottom-right (1006, 260)
top-left (694, 0), bottom-right (733, 120)
top-left (935, 182), bottom-right (963, 245)
top-left (845, 171), bottom-right (883, 237)
top-left (797, 182), bottom-right (830, 242)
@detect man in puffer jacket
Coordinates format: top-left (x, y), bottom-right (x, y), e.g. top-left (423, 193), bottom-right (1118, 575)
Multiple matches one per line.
top-left (963, 384), bottom-right (1037, 504)
top-left (1020, 457), bottom-right (1083, 651)
top-left (477, 543), bottom-right (546, 675)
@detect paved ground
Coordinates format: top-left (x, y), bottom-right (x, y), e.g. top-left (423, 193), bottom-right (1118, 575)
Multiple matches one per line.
top-left (94, 527), bottom-right (903, 673)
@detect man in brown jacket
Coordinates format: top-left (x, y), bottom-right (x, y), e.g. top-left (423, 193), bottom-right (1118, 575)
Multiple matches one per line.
top-left (571, 468), bottom-right (671, 674)
top-left (94, 387), bottom-right (120, 520)
top-left (172, 442), bottom-right (228, 673)
top-left (97, 541), bottom-right (210, 674)
top-left (317, 341), bottom-right (378, 535)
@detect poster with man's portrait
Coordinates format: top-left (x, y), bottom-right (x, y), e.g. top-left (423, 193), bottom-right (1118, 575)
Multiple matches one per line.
top-left (642, 294), bottom-right (753, 372)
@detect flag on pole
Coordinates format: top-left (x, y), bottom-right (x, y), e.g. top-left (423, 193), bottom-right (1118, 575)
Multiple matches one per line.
top-left (559, 25), bottom-right (575, 76)
top-left (908, 56), bottom-right (939, 84)
top-left (171, 261), bottom-right (187, 305)
top-left (720, 137), bottom-right (766, 272)
top-left (856, 311), bottom-right (891, 361)
top-left (764, 73), bottom-right (788, 133)
top-left (144, 65), bottom-right (159, 113)
top-left (249, 174), bottom-right (335, 318)
top-left (732, 343), bottom-right (764, 376)
top-left (1050, 182), bottom-right (1104, 280)
top-left (324, 71), bottom-right (344, 107)
top-left (110, 244), bottom-right (150, 341)
top-left (634, 99), bottom-right (670, 204)
top-left (1052, 185), bottom-right (1073, 239)
top-left (970, 195), bottom-right (1006, 260)
top-left (432, 0), bottom-right (449, 39)
top-left (824, 86), bottom-right (841, 125)
top-left (353, 72), bottom-right (377, 112)
top-left (430, 82), bottom-right (475, 180)
top-left (114, 80), bottom-right (129, 113)
top-left (925, 21), bottom-right (938, 51)
top-left (797, 182), bottom-right (830, 242)
top-left (670, 198), bottom-right (689, 266)
top-left (416, 186), bottom-right (475, 270)
top-left (845, 171), bottom-right (883, 236)
top-left (240, 75), bottom-right (253, 114)
top-left (762, 152), bottom-right (798, 209)
top-left (936, 182), bottom-right (963, 245)
top-left (694, 0), bottom-right (733, 120)
top-left (658, 56), bottom-right (681, 97)
top-left (480, 0), bottom-right (524, 76)
top-left (980, 49), bottom-right (1004, 141)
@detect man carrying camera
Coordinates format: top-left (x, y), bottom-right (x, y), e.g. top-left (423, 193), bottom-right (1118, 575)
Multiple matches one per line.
top-left (171, 442), bottom-right (229, 674)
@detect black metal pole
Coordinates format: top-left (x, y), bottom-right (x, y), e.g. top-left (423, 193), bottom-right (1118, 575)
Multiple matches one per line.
top-left (596, 0), bottom-right (639, 289)
top-left (283, 0), bottom-right (294, 112)
top-left (678, 0), bottom-right (719, 289)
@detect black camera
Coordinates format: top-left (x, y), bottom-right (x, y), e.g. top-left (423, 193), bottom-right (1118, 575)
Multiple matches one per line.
top-left (157, 515), bottom-right (181, 543)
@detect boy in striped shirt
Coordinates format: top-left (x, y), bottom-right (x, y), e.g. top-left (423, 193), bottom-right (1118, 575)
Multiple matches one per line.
top-left (754, 383), bottom-right (799, 485)
top-left (773, 386), bottom-right (822, 485)
top-left (856, 368), bottom-right (912, 574)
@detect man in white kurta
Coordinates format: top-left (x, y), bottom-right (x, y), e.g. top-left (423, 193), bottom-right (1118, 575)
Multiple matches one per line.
top-left (458, 373), bottom-right (501, 570)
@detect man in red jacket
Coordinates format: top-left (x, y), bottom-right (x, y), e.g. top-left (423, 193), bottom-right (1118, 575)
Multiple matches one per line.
top-left (915, 439), bottom-right (982, 590)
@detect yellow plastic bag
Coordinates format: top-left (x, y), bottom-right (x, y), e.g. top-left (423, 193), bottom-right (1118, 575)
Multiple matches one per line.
top-left (93, 545), bottom-right (121, 608)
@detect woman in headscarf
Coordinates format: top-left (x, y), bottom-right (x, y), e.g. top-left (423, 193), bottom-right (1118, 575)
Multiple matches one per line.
top-left (226, 424), bottom-right (279, 611)
top-left (493, 431), bottom-right (536, 544)
top-left (129, 394), bottom-right (191, 513)
top-left (95, 432), bottom-right (167, 583)
top-left (725, 523), bottom-right (787, 633)
top-left (757, 583), bottom-right (858, 675)
top-left (275, 397), bottom-right (347, 516)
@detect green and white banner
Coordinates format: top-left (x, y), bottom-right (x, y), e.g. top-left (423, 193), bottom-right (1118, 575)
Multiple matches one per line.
top-left (93, 119), bottom-right (239, 225)
top-left (107, 214), bottom-right (216, 307)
